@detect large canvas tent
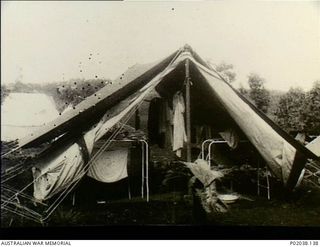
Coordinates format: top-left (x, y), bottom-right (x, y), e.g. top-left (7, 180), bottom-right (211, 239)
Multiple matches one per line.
top-left (3, 45), bottom-right (319, 205)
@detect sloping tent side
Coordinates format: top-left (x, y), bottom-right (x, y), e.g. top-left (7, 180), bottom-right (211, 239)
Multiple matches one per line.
top-left (32, 52), bottom-right (188, 201)
top-left (187, 55), bottom-right (318, 190)
top-left (14, 50), bottom-right (181, 151)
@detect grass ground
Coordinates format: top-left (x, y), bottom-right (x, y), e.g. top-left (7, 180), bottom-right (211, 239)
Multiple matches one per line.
top-left (45, 188), bottom-right (320, 227)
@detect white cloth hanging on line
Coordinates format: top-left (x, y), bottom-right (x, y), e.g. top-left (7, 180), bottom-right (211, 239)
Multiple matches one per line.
top-left (87, 148), bottom-right (129, 183)
top-left (172, 91), bottom-right (187, 157)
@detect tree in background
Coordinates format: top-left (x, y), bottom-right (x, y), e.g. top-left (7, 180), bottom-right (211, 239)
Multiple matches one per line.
top-left (266, 90), bottom-right (285, 120)
top-left (303, 81), bottom-right (320, 135)
top-left (247, 73), bottom-right (270, 113)
top-left (42, 78), bottom-right (112, 113)
top-left (1, 84), bottom-right (10, 104)
top-left (238, 84), bottom-right (250, 99)
top-left (11, 80), bottom-right (35, 93)
top-left (274, 88), bottom-right (306, 133)
top-left (215, 62), bottom-right (236, 84)
top-left (273, 82), bottom-right (320, 135)
top-left (3, 78), bottom-right (111, 112)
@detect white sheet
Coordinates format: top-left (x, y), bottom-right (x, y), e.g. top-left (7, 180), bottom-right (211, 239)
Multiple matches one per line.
top-left (87, 148), bottom-right (129, 183)
top-left (172, 92), bottom-right (187, 157)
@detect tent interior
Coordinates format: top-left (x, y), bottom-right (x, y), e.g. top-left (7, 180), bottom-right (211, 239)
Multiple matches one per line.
top-left (2, 45), bottom-right (319, 223)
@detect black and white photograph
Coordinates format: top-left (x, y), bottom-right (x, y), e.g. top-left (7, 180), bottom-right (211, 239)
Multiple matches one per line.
top-left (1, 0), bottom-right (320, 240)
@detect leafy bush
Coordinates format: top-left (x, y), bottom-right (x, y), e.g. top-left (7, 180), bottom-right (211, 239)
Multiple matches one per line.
top-left (273, 82), bottom-right (320, 135)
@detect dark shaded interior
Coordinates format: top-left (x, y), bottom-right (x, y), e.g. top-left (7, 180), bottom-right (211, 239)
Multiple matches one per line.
top-left (151, 59), bottom-right (261, 168)
top-left (155, 60), bottom-right (248, 139)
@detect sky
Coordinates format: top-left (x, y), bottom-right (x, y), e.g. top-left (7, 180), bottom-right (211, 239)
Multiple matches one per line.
top-left (1, 1), bottom-right (320, 91)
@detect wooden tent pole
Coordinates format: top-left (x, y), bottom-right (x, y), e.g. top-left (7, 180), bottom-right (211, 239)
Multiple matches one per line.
top-left (185, 58), bottom-right (192, 162)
